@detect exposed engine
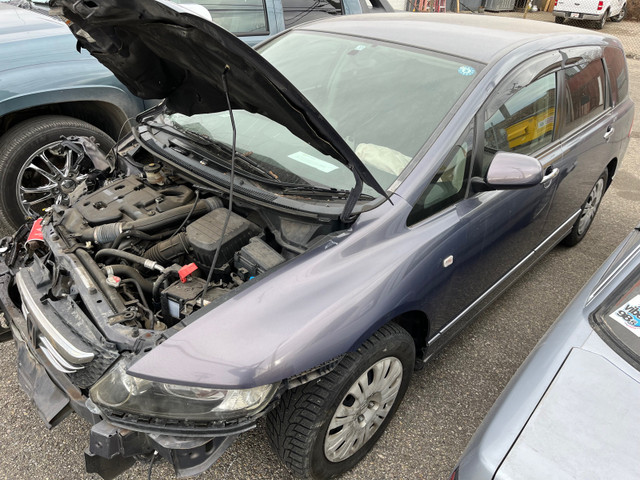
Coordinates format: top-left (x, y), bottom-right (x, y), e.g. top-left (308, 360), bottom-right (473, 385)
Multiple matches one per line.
top-left (45, 173), bottom-right (294, 330)
top-left (0, 135), bottom-right (344, 388)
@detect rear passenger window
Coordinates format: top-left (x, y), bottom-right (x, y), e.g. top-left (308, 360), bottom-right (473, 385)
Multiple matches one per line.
top-left (604, 46), bottom-right (629, 106)
top-left (181, 0), bottom-right (269, 36)
top-left (482, 73), bottom-right (556, 175)
top-left (562, 59), bottom-right (605, 132)
top-left (282, 0), bottom-right (342, 28)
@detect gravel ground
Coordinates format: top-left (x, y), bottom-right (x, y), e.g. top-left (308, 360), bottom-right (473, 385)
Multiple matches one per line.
top-left (1, 15), bottom-right (639, 480)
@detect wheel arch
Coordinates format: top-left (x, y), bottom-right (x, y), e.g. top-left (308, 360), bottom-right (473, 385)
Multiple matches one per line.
top-left (0, 87), bottom-right (145, 141)
top-left (342, 308), bottom-right (431, 365)
top-left (605, 157), bottom-right (618, 190)
top-left (392, 310), bottom-right (430, 360)
top-left (1, 100), bottom-right (130, 142)
top-left (289, 310), bottom-right (431, 389)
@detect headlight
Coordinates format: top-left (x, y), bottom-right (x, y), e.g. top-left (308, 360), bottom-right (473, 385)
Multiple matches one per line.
top-left (90, 360), bottom-right (278, 421)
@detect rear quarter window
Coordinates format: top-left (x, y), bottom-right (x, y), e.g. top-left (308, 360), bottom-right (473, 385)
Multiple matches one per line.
top-left (604, 46), bottom-right (629, 106)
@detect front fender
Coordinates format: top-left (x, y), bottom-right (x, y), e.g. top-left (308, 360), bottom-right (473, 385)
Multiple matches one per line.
top-left (0, 61), bottom-right (145, 117)
top-left (128, 194), bottom-right (429, 389)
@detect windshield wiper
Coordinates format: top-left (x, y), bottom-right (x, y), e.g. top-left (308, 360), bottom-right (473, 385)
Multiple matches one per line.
top-left (202, 139), bottom-right (282, 182)
top-left (143, 120), bottom-right (290, 186)
top-left (281, 185), bottom-right (375, 201)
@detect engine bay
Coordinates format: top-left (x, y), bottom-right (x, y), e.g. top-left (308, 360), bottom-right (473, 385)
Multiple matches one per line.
top-left (1, 135), bottom-right (345, 379)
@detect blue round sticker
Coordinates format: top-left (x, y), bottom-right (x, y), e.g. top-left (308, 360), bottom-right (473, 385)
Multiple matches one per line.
top-left (458, 65), bottom-right (476, 76)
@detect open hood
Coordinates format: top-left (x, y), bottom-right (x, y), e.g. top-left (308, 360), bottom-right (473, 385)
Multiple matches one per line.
top-left (51, 0), bottom-right (387, 198)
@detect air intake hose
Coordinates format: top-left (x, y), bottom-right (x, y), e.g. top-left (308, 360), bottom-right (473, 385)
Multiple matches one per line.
top-left (80, 197), bottom-right (223, 245)
top-left (144, 233), bottom-right (190, 264)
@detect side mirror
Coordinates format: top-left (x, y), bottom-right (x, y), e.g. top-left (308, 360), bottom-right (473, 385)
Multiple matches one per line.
top-left (485, 152), bottom-right (543, 189)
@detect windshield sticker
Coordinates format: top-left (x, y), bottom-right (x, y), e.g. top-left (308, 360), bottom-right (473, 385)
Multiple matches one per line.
top-left (458, 66), bottom-right (476, 76)
top-left (609, 294), bottom-right (640, 337)
top-left (288, 152), bottom-right (338, 173)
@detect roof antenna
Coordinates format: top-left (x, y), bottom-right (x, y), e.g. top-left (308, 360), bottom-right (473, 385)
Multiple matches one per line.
top-left (202, 65), bottom-right (236, 302)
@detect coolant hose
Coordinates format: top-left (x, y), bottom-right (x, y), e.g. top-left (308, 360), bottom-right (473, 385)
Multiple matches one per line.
top-left (152, 266), bottom-right (181, 305)
top-left (95, 249), bottom-right (165, 272)
top-left (75, 248), bottom-right (127, 313)
top-left (102, 265), bottom-right (153, 294)
top-left (111, 229), bottom-right (166, 250)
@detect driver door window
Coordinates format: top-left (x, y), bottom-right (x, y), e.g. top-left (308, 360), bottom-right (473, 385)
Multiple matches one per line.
top-left (482, 73), bottom-right (557, 177)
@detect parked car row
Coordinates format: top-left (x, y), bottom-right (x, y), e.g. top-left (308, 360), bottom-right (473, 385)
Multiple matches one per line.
top-left (0, 0), bottom-right (635, 479)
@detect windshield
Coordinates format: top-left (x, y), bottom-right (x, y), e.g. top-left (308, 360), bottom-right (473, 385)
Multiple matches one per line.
top-left (166, 31), bottom-right (481, 197)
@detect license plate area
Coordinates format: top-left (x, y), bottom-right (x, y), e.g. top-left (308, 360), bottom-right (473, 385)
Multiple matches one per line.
top-left (570, 12), bottom-right (580, 18)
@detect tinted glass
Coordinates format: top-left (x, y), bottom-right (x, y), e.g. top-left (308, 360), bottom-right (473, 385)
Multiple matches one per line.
top-left (483, 73), bottom-right (556, 175)
top-left (408, 124), bottom-right (473, 225)
top-left (604, 46), bottom-right (629, 106)
top-left (563, 59), bottom-right (605, 132)
top-left (282, 0), bottom-right (342, 28)
top-left (175, 0), bottom-right (268, 35)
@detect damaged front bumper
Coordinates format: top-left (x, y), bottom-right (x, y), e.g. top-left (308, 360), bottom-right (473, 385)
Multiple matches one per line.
top-left (0, 254), bottom-right (251, 479)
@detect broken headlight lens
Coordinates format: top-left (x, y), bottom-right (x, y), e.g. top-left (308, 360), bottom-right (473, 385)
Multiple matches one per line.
top-left (89, 360), bottom-right (278, 421)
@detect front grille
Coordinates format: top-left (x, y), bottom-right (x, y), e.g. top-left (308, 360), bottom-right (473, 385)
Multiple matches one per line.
top-left (16, 271), bottom-right (95, 366)
top-left (39, 335), bottom-right (86, 373)
top-left (16, 269), bottom-right (119, 388)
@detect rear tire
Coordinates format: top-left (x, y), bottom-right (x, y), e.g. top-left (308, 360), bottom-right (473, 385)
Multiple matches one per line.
top-left (610, 3), bottom-right (626, 22)
top-left (555, 16), bottom-right (565, 24)
top-left (562, 170), bottom-right (607, 247)
top-left (595, 9), bottom-right (608, 29)
top-left (267, 323), bottom-right (415, 479)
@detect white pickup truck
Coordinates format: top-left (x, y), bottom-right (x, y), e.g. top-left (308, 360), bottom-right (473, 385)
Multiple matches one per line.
top-left (553, 0), bottom-right (626, 29)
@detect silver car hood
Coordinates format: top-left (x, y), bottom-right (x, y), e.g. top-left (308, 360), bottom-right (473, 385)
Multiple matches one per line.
top-left (495, 346), bottom-right (640, 480)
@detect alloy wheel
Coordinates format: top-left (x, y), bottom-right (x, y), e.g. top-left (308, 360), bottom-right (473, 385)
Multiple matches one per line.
top-left (577, 177), bottom-right (605, 236)
top-left (16, 140), bottom-right (90, 218)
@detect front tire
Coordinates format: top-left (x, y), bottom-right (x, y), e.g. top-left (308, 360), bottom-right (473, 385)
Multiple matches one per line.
top-left (0, 116), bottom-right (114, 231)
top-left (562, 170), bottom-right (607, 247)
top-left (267, 323), bottom-right (415, 479)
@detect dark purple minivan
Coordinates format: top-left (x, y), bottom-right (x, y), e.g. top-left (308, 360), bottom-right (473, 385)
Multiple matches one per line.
top-left (0, 1), bottom-right (633, 478)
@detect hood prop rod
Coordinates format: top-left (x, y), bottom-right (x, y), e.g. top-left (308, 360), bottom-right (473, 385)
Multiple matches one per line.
top-left (202, 66), bottom-right (237, 302)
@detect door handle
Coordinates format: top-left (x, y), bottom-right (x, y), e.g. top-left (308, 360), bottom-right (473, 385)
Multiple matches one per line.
top-left (541, 167), bottom-right (559, 186)
top-left (604, 126), bottom-right (615, 141)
